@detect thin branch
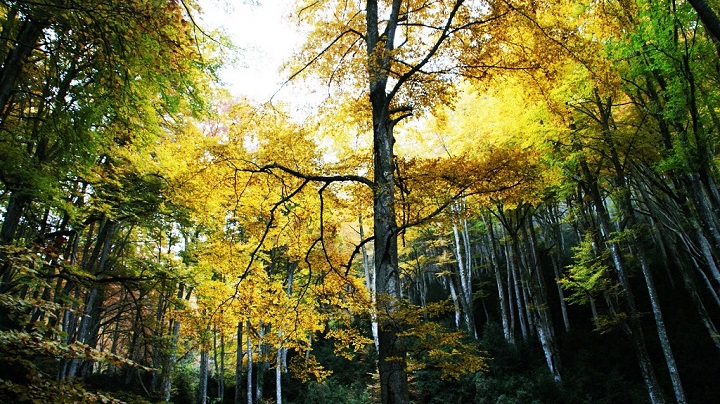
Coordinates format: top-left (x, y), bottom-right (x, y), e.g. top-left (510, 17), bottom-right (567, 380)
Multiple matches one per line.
top-left (247, 162), bottom-right (374, 187)
top-left (271, 28), bottom-right (364, 103)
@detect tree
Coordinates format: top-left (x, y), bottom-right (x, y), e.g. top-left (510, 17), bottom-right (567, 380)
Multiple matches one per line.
top-left (290, 2), bottom-right (520, 400)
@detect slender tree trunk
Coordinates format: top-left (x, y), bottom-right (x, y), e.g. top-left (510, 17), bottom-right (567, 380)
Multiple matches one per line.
top-left (199, 338), bottom-right (209, 404)
top-left (504, 232), bottom-right (518, 342)
top-left (215, 327), bottom-right (225, 402)
top-left (247, 325), bottom-right (253, 404)
top-left (276, 341), bottom-right (282, 404)
top-left (637, 251), bottom-right (686, 403)
top-left (508, 244), bottom-right (528, 341)
top-left (256, 324), bottom-right (269, 402)
top-left (235, 321), bottom-right (244, 404)
top-left (484, 214), bottom-right (512, 342)
top-left (525, 214), bottom-right (562, 383)
top-left (360, 217), bottom-right (380, 353)
top-left (164, 285), bottom-right (191, 402)
top-left (453, 220), bottom-right (477, 339)
top-left (545, 204), bottom-right (571, 332)
top-left (447, 276), bottom-right (461, 329)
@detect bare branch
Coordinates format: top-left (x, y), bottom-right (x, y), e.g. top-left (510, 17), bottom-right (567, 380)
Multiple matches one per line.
top-left (246, 162), bottom-right (374, 187)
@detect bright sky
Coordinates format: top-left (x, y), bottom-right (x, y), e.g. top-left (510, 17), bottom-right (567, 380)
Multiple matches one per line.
top-left (198, 0), bottom-right (303, 102)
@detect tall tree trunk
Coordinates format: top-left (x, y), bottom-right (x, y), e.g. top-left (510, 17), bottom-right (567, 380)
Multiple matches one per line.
top-left (503, 230), bottom-right (518, 342)
top-left (256, 324), bottom-right (268, 402)
top-left (544, 204), bottom-right (571, 332)
top-left (366, 1), bottom-right (409, 401)
top-left (214, 327), bottom-right (226, 403)
top-left (164, 285), bottom-right (192, 402)
top-left (247, 325), bottom-right (253, 404)
top-left (275, 341), bottom-right (282, 404)
top-left (452, 220), bottom-right (477, 339)
top-left (484, 214), bottom-right (512, 343)
top-left (235, 321), bottom-right (244, 404)
top-left (199, 338), bottom-right (209, 404)
top-left (507, 243), bottom-right (528, 341)
top-left (524, 214), bottom-right (562, 383)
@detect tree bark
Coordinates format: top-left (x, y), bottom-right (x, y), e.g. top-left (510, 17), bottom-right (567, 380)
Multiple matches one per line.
top-left (452, 219), bottom-right (477, 339)
top-left (275, 341), bottom-right (282, 404)
top-left (525, 214), bottom-right (562, 383)
top-left (0, 16), bottom-right (48, 120)
top-left (366, 1), bottom-right (410, 401)
top-left (199, 336), bottom-right (209, 404)
top-left (0, 192), bottom-right (29, 246)
top-left (686, 0), bottom-right (720, 62)
top-left (235, 321), bottom-right (244, 404)
top-left (247, 324), bottom-right (253, 404)
top-left (484, 214), bottom-right (513, 343)
top-left (360, 217), bottom-right (380, 353)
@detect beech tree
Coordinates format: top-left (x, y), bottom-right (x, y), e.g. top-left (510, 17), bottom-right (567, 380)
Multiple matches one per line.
top-left (288, 2), bottom-right (535, 400)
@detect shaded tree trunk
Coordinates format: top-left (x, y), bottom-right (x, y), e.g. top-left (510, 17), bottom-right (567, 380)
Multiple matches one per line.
top-left (484, 214), bottom-right (512, 343)
top-left (366, 0), bottom-right (409, 400)
top-left (235, 321), bottom-right (244, 404)
top-left (247, 325), bottom-right (253, 404)
top-left (0, 15), bottom-right (49, 120)
top-left (452, 218), bottom-right (477, 339)
top-left (0, 192), bottom-right (29, 246)
top-left (524, 213), bottom-right (562, 383)
top-left (199, 337), bottom-right (209, 404)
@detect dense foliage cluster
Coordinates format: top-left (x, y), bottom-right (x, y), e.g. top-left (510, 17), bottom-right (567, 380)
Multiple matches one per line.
top-left (1, 0), bottom-right (720, 403)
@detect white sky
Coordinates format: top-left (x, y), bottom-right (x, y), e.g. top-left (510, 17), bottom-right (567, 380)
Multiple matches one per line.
top-left (198, 0), bottom-right (303, 102)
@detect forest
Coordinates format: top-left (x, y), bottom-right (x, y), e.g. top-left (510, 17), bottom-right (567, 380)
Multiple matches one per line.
top-left (1, 0), bottom-right (720, 403)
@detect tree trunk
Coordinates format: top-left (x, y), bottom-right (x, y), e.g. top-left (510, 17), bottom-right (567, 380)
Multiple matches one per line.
top-left (452, 220), bottom-right (477, 339)
top-left (544, 204), bottom-right (571, 332)
top-left (507, 243), bottom-right (528, 341)
top-left (215, 327), bottom-right (225, 402)
top-left (365, 1), bottom-right (410, 401)
top-left (484, 214), bottom-right (512, 343)
top-left (686, 0), bottom-right (720, 73)
top-left (525, 214), bottom-right (562, 383)
top-left (447, 276), bottom-right (461, 329)
top-left (0, 192), bottom-right (29, 246)
top-left (0, 16), bottom-right (48, 120)
top-left (360, 217), bottom-right (380, 353)
top-left (235, 321), bottom-right (244, 404)
top-left (275, 341), bottom-right (282, 404)
top-left (199, 339), bottom-right (209, 404)
top-left (247, 325), bottom-right (253, 404)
